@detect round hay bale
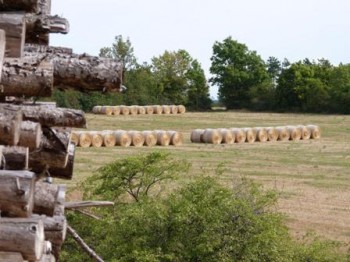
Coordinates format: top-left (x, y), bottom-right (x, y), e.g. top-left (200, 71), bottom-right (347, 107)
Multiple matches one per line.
top-left (137, 106), bottom-right (146, 115)
top-left (155, 130), bottom-right (171, 146)
top-left (120, 105), bottom-right (130, 115)
top-left (190, 129), bottom-right (205, 143)
top-left (276, 126), bottom-right (290, 141)
top-left (230, 128), bottom-right (246, 144)
top-left (129, 106), bottom-right (138, 115)
top-left (100, 106), bottom-right (113, 115)
top-left (167, 131), bottom-right (184, 146)
top-left (203, 129), bottom-right (222, 144)
top-left (112, 106), bottom-right (121, 115)
top-left (144, 106), bottom-right (154, 114)
top-left (170, 105), bottom-right (178, 114)
top-left (78, 132), bottom-right (92, 148)
top-left (287, 126), bottom-right (301, 141)
top-left (243, 128), bottom-right (256, 143)
top-left (307, 125), bottom-right (321, 139)
top-left (114, 130), bottom-right (132, 147)
top-left (92, 106), bottom-right (102, 114)
top-left (178, 105), bottom-right (186, 114)
top-left (266, 127), bottom-right (278, 142)
top-left (142, 131), bottom-right (157, 147)
top-left (218, 128), bottom-right (234, 144)
top-left (298, 125), bottom-right (311, 140)
top-left (153, 105), bottom-right (163, 114)
top-left (88, 131), bottom-right (104, 148)
top-left (253, 127), bottom-right (268, 142)
top-left (102, 131), bottom-right (117, 147)
top-left (70, 132), bottom-right (80, 145)
top-left (162, 105), bottom-right (171, 115)
top-left (128, 131), bottom-right (145, 147)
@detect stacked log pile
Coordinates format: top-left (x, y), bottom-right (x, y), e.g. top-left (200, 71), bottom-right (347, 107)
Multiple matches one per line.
top-left (191, 125), bottom-right (321, 144)
top-left (0, 0), bottom-right (118, 261)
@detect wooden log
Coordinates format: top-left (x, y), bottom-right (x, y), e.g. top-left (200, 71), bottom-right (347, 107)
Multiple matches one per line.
top-left (0, 0), bottom-right (51, 13)
top-left (32, 215), bottom-right (67, 246)
top-left (1, 57), bottom-right (53, 97)
top-left (1, 146), bottom-right (29, 170)
top-left (0, 107), bottom-right (22, 146)
top-left (0, 252), bottom-right (24, 262)
top-left (39, 254), bottom-right (56, 262)
top-left (0, 218), bottom-right (45, 261)
top-left (0, 29), bottom-right (5, 81)
top-left (24, 50), bottom-right (123, 92)
top-left (48, 143), bottom-right (75, 180)
top-left (18, 121), bottom-right (42, 150)
top-left (34, 182), bottom-right (66, 216)
top-left (1, 104), bottom-right (86, 128)
top-left (0, 170), bottom-right (35, 217)
top-left (24, 44), bottom-right (73, 55)
top-left (65, 201), bottom-right (114, 209)
top-left (0, 12), bottom-right (26, 58)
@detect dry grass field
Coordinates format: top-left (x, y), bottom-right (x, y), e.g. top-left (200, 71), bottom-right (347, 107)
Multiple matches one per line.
top-left (63, 111), bottom-right (350, 248)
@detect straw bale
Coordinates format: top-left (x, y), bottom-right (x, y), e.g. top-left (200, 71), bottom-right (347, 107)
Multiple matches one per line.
top-left (92, 106), bottom-right (102, 114)
top-left (218, 128), bottom-right (235, 144)
top-left (190, 129), bottom-right (205, 143)
top-left (178, 105), bottom-right (186, 114)
top-left (120, 106), bottom-right (130, 115)
top-left (153, 105), bottom-right (163, 114)
top-left (287, 126), bottom-right (301, 141)
top-left (170, 105), bottom-right (178, 114)
top-left (243, 128), bottom-right (256, 143)
top-left (78, 131), bottom-right (92, 148)
top-left (129, 106), bottom-right (138, 115)
top-left (253, 127), bottom-right (268, 142)
top-left (101, 106), bottom-right (113, 115)
top-left (144, 106), bottom-right (154, 114)
top-left (137, 106), bottom-right (146, 115)
top-left (142, 131), bottom-right (157, 147)
top-left (155, 130), bottom-right (171, 146)
top-left (307, 125), bottom-right (321, 139)
top-left (102, 130), bottom-right (117, 147)
top-left (162, 105), bottom-right (171, 115)
top-left (203, 129), bottom-right (222, 144)
top-left (230, 128), bottom-right (246, 143)
top-left (128, 131), bottom-right (145, 147)
top-left (167, 131), bottom-right (184, 146)
top-left (112, 106), bottom-right (121, 115)
top-left (266, 127), bottom-right (278, 142)
top-left (114, 130), bottom-right (132, 147)
top-left (298, 125), bottom-right (311, 140)
top-left (276, 126), bottom-right (290, 141)
top-left (88, 131), bottom-right (104, 147)
top-left (70, 132), bottom-right (79, 145)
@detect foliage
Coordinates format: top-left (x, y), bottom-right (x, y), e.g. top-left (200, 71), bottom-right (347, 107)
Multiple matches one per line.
top-left (210, 37), bottom-right (272, 109)
top-left (61, 153), bottom-right (346, 262)
top-left (151, 50), bottom-right (212, 108)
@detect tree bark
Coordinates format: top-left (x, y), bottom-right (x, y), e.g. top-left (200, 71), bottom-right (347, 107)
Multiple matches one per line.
top-left (25, 43), bottom-right (72, 55)
top-left (0, 12), bottom-right (26, 58)
top-left (25, 14), bottom-right (69, 44)
top-left (0, 252), bottom-right (24, 262)
top-left (1, 57), bottom-right (53, 97)
top-left (0, 170), bottom-right (35, 217)
top-left (34, 182), bottom-right (66, 217)
top-left (0, 218), bottom-right (45, 261)
top-left (1, 104), bottom-right (86, 128)
top-left (24, 49), bottom-right (123, 92)
top-left (0, 0), bottom-right (51, 14)
top-left (0, 29), bottom-right (5, 81)
top-left (1, 146), bottom-right (29, 170)
top-left (18, 121), bottom-right (42, 150)
top-left (0, 107), bottom-right (22, 146)
top-left (48, 142), bottom-right (75, 180)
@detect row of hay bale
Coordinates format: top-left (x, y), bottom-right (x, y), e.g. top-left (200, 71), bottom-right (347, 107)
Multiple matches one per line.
top-left (191, 125), bottom-right (321, 144)
top-left (71, 130), bottom-right (184, 148)
top-left (92, 105), bottom-right (186, 115)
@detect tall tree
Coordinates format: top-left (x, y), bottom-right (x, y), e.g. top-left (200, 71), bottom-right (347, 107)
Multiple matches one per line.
top-left (209, 37), bottom-right (270, 109)
top-left (151, 50), bottom-right (211, 108)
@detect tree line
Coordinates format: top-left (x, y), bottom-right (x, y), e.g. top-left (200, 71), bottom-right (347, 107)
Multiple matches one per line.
top-left (53, 35), bottom-right (350, 114)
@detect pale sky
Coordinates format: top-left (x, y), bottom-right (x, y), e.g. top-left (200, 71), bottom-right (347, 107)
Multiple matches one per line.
top-left (51, 0), bottom-right (350, 99)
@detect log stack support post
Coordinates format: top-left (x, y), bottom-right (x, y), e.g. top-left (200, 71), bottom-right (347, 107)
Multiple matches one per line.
top-left (0, 0), bottom-right (119, 260)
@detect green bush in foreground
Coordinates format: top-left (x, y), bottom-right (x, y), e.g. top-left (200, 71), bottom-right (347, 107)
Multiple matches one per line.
top-left (61, 152), bottom-right (347, 262)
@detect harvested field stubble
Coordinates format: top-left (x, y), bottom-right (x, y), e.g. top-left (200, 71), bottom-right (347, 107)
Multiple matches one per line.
top-left (70, 112), bottom-right (347, 249)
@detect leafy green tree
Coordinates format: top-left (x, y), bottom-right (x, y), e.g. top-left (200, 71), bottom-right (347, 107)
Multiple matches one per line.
top-left (210, 37), bottom-right (270, 109)
top-left (151, 50), bottom-right (211, 108)
top-left (328, 64), bottom-right (350, 113)
top-left (266, 56), bottom-right (282, 86)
